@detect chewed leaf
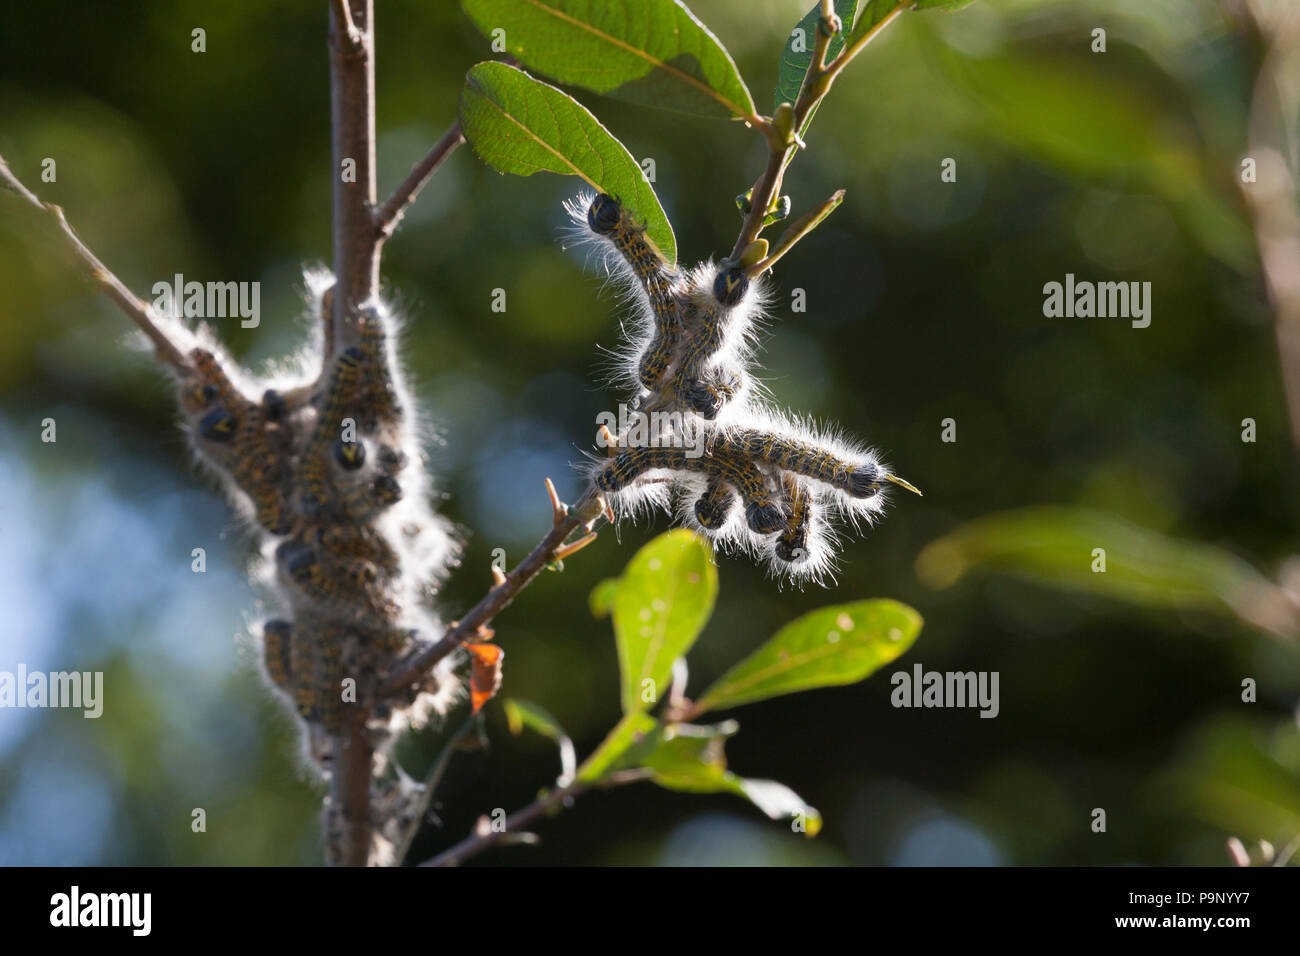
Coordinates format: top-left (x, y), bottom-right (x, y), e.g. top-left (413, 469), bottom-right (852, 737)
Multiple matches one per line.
top-left (695, 599), bottom-right (921, 712)
top-left (463, 0), bottom-right (756, 121)
top-left (459, 61), bottom-right (676, 262)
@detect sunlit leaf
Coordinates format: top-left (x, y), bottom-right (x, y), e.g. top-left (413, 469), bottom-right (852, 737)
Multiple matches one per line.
top-left (695, 599), bottom-right (922, 712)
top-left (611, 529), bottom-right (717, 714)
top-left (576, 711), bottom-right (657, 782)
top-left (458, 61), bottom-right (676, 262)
top-left (463, 0), bottom-right (756, 121)
top-left (915, 506), bottom-right (1298, 638)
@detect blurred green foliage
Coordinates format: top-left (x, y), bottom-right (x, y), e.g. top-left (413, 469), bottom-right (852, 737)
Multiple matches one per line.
top-left (1, 0), bottom-right (1298, 866)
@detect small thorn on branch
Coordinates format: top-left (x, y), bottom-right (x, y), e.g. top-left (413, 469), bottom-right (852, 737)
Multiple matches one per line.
top-left (545, 477), bottom-right (568, 525)
top-left (554, 531), bottom-right (598, 563)
top-left (491, 565), bottom-right (507, 587)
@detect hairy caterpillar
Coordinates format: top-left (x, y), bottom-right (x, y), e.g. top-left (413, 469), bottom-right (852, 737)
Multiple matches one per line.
top-left (577, 193), bottom-right (685, 393)
top-left (595, 444), bottom-right (784, 535)
top-left (184, 348), bottom-right (294, 534)
top-left (570, 191), bottom-right (918, 585)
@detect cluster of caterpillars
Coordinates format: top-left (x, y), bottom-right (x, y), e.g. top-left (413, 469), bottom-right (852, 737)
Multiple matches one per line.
top-left (575, 192), bottom-right (919, 584)
top-left (175, 286), bottom-right (458, 789)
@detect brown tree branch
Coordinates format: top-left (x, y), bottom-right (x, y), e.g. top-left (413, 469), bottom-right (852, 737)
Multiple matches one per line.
top-left (328, 0), bottom-right (379, 867)
top-left (380, 484), bottom-right (608, 697)
top-left (0, 157), bottom-right (194, 376)
top-left (329, 0), bottom-right (379, 356)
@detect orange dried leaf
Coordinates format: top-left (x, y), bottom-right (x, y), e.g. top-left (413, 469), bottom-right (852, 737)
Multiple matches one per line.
top-left (463, 641), bottom-right (505, 714)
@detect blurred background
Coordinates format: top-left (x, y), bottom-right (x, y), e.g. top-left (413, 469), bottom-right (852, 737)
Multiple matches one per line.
top-left (2, 0), bottom-right (1299, 866)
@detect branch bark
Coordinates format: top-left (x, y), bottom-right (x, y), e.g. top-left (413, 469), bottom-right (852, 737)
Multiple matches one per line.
top-left (328, 0), bottom-right (379, 866)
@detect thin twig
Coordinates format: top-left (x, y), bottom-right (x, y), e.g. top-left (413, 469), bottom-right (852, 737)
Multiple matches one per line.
top-left (380, 484), bottom-right (606, 696)
top-left (728, 1), bottom-right (907, 262)
top-left (419, 769), bottom-right (650, 867)
top-left (329, 0), bottom-right (363, 51)
top-left (374, 120), bottom-right (466, 239)
top-left (0, 157), bottom-right (194, 376)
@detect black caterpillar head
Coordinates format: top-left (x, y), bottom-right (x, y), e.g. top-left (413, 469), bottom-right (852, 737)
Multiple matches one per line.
top-left (694, 491), bottom-right (734, 530)
top-left (745, 500), bottom-right (785, 535)
top-left (847, 463), bottom-right (883, 499)
top-left (713, 266), bottom-right (749, 307)
top-left (587, 193), bottom-right (622, 235)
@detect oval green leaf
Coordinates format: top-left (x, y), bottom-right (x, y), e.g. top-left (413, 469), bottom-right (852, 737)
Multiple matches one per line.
top-left (458, 60), bottom-right (676, 262)
top-left (612, 529), bottom-right (717, 714)
top-left (695, 598), bottom-right (922, 712)
top-left (463, 0), bottom-right (757, 121)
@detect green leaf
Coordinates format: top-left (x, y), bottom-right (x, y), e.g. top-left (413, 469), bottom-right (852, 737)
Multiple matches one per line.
top-left (612, 529), bottom-right (717, 714)
top-left (695, 599), bottom-right (922, 712)
top-left (503, 698), bottom-right (577, 781)
top-left (462, 0), bottom-right (757, 121)
top-left (915, 507), bottom-right (1298, 638)
top-left (910, 0), bottom-right (977, 10)
top-left (576, 711), bottom-right (657, 782)
top-left (639, 722), bottom-right (823, 834)
top-left (773, 0), bottom-right (857, 113)
top-left (848, 1), bottom-right (910, 45)
top-left (458, 61), bottom-right (677, 263)
top-left (589, 577), bottom-right (619, 619)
